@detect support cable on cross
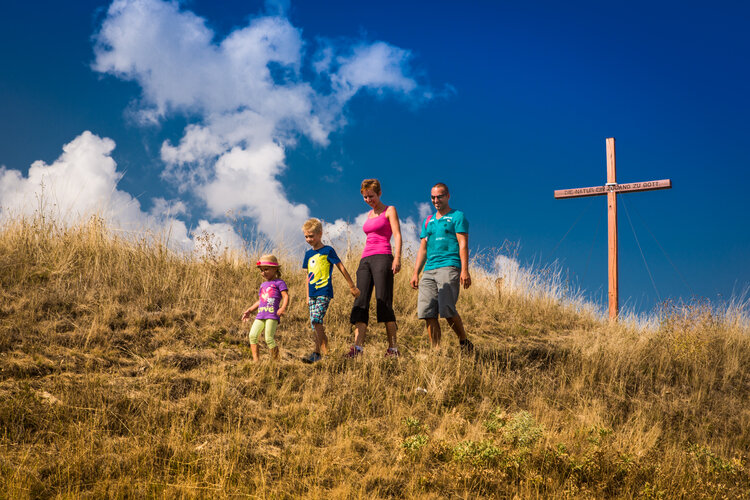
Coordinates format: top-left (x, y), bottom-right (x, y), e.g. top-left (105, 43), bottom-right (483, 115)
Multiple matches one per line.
top-left (547, 196), bottom-right (595, 260)
top-left (629, 201), bottom-right (694, 296)
top-left (582, 210), bottom-right (604, 286)
top-left (622, 197), bottom-right (661, 303)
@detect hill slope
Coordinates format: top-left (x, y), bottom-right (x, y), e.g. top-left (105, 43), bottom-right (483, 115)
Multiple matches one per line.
top-left (1, 217), bottom-right (748, 498)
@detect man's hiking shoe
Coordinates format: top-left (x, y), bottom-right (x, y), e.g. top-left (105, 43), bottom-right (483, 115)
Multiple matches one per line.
top-left (459, 339), bottom-right (474, 353)
top-left (302, 352), bottom-right (322, 364)
top-left (385, 347), bottom-right (400, 358)
top-left (343, 346), bottom-right (362, 358)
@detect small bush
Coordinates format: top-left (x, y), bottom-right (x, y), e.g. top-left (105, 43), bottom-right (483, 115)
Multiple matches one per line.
top-left (452, 440), bottom-right (504, 466)
top-left (402, 434), bottom-right (429, 454)
top-left (403, 416), bottom-right (426, 436)
top-left (504, 410), bottom-right (544, 447)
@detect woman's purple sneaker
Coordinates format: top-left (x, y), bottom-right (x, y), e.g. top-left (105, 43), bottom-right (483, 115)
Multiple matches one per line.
top-left (343, 345), bottom-right (362, 358)
top-left (385, 347), bottom-right (400, 358)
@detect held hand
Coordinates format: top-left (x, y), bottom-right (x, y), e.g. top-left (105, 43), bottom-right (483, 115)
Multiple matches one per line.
top-left (410, 273), bottom-right (419, 290)
top-left (241, 310), bottom-right (252, 322)
top-left (350, 285), bottom-right (361, 298)
top-left (460, 270), bottom-right (472, 289)
top-left (392, 258), bottom-right (401, 274)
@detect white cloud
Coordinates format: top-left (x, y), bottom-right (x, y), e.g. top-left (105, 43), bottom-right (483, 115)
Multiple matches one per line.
top-left (322, 214), bottom-right (366, 257)
top-left (0, 131), bottom-right (234, 252)
top-left (192, 220), bottom-right (247, 256)
top-left (198, 144), bottom-right (310, 243)
top-left (313, 45), bottom-right (334, 75)
top-left (494, 254), bottom-right (521, 281)
top-left (400, 217), bottom-right (421, 255)
top-left (0, 131), bottom-right (139, 225)
top-left (93, 0), bottom-right (430, 248)
top-left (331, 42), bottom-right (419, 101)
top-left (149, 197), bottom-right (187, 218)
top-left (417, 201), bottom-right (433, 222)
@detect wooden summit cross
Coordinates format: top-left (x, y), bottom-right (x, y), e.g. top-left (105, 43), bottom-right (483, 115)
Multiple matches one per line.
top-left (554, 138), bottom-right (672, 321)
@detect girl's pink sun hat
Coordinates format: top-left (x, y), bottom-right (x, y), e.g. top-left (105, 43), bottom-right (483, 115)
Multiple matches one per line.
top-left (256, 254), bottom-right (280, 268)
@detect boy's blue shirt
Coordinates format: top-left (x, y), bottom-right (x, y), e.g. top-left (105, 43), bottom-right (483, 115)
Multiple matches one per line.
top-left (302, 245), bottom-right (341, 298)
top-left (420, 209), bottom-right (469, 271)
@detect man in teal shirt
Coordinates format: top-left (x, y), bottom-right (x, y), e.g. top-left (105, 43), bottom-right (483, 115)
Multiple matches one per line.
top-left (410, 183), bottom-right (474, 352)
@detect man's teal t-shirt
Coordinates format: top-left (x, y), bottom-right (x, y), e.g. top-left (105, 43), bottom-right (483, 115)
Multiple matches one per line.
top-left (420, 209), bottom-right (469, 271)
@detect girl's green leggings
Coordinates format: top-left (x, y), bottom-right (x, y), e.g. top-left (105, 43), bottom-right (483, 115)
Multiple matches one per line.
top-left (248, 319), bottom-right (278, 348)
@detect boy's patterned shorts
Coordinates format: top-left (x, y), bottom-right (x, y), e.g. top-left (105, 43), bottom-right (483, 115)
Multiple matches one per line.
top-left (308, 295), bottom-right (332, 327)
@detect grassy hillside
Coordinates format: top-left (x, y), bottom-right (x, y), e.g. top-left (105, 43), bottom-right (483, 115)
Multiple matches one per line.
top-left (1, 216), bottom-right (748, 498)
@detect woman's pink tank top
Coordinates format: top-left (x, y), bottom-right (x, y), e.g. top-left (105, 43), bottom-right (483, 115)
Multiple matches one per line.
top-left (362, 207), bottom-right (393, 257)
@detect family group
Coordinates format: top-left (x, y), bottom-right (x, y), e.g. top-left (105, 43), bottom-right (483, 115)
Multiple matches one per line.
top-left (240, 180), bottom-right (474, 362)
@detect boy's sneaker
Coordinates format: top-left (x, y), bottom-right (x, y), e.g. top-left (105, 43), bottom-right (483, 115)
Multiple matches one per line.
top-left (385, 347), bottom-right (400, 358)
top-left (459, 338), bottom-right (474, 353)
top-left (343, 345), bottom-right (362, 358)
top-left (302, 352), bottom-right (322, 364)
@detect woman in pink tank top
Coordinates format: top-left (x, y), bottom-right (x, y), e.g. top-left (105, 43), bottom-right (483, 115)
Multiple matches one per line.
top-left (362, 208), bottom-right (393, 257)
top-left (345, 179), bottom-right (402, 358)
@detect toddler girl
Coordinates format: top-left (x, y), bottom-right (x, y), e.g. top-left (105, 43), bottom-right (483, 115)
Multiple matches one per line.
top-left (241, 254), bottom-right (289, 361)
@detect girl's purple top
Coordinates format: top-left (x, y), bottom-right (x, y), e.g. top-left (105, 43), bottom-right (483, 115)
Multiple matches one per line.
top-left (256, 279), bottom-right (288, 320)
top-left (362, 207), bottom-right (393, 257)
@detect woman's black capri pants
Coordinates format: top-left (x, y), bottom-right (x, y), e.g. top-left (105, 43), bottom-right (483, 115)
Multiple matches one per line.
top-left (349, 254), bottom-right (396, 324)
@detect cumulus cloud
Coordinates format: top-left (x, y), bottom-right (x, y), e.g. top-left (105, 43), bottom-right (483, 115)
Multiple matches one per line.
top-left (399, 217), bottom-right (422, 255)
top-left (93, 0), bottom-right (430, 247)
top-left (0, 131), bottom-right (123, 221)
top-left (149, 197), bottom-right (187, 218)
top-left (192, 220), bottom-right (248, 255)
top-left (494, 254), bottom-right (521, 281)
top-left (417, 202), bottom-right (433, 222)
top-left (330, 42), bottom-right (419, 101)
top-left (0, 131), bottom-right (195, 249)
top-left (322, 212), bottom-right (369, 256)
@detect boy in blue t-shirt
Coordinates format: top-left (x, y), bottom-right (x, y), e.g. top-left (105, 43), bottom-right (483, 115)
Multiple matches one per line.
top-left (301, 218), bottom-right (359, 363)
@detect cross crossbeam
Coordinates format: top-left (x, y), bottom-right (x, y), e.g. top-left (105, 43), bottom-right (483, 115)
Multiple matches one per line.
top-left (554, 179), bottom-right (671, 199)
top-left (553, 138), bottom-right (672, 320)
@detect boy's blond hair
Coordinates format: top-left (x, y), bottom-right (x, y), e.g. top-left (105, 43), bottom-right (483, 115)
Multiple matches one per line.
top-left (360, 178), bottom-right (382, 195)
top-left (302, 218), bottom-right (323, 234)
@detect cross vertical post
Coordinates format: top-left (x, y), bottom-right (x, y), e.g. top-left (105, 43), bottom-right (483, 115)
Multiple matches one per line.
top-left (553, 138), bottom-right (672, 321)
top-left (606, 138), bottom-right (618, 320)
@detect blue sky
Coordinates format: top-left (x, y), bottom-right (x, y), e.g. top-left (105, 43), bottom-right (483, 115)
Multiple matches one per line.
top-left (1, 0), bottom-right (748, 314)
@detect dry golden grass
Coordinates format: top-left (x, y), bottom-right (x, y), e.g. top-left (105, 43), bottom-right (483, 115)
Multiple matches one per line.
top-left (1, 215), bottom-right (749, 498)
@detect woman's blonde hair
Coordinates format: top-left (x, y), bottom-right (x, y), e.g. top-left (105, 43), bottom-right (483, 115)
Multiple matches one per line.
top-left (360, 178), bottom-right (382, 195)
top-left (302, 218), bottom-right (323, 234)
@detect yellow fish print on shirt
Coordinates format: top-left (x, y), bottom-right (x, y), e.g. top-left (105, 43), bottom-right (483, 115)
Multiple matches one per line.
top-left (307, 254), bottom-right (331, 290)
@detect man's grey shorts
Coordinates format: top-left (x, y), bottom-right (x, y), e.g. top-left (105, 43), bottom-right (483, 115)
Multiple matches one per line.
top-left (417, 266), bottom-right (460, 319)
